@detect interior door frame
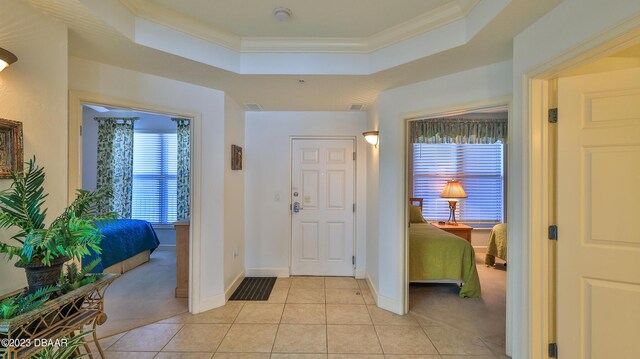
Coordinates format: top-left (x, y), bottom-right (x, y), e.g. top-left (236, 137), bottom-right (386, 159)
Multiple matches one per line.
top-left (401, 97), bottom-right (511, 325)
top-left (68, 91), bottom-right (201, 312)
top-left (289, 136), bottom-right (357, 276)
top-left (524, 22), bottom-right (640, 358)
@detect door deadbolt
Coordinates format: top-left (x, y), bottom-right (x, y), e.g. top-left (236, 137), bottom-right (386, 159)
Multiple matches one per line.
top-left (292, 202), bottom-right (302, 213)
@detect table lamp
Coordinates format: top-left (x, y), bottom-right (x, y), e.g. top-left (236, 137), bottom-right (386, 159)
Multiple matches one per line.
top-left (440, 179), bottom-right (467, 225)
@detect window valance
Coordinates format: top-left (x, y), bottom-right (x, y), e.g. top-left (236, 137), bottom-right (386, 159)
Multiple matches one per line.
top-left (409, 117), bottom-right (508, 144)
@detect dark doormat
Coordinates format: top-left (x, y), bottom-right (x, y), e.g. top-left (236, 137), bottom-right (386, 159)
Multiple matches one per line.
top-left (230, 277), bottom-right (277, 301)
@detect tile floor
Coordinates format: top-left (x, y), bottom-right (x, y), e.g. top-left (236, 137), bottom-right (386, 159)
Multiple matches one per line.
top-left (89, 277), bottom-right (509, 358)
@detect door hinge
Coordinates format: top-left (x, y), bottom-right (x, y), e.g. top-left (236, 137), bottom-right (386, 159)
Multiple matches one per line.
top-left (353, 203), bottom-right (356, 212)
top-left (548, 225), bottom-right (558, 241)
top-left (353, 152), bottom-right (356, 160)
top-left (548, 108), bottom-right (558, 123)
top-left (352, 256), bottom-right (355, 265)
top-left (79, 125), bottom-right (83, 136)
top-left (548, 343), bottom-right (558, 358)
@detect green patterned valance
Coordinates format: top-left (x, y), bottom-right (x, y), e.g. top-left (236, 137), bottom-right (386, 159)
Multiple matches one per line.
top-left (409, 117), bottom-right (507, 144)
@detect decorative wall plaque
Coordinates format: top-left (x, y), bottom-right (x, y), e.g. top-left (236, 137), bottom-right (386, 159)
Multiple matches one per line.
top-left (0, 118), bottom-right (24, 178)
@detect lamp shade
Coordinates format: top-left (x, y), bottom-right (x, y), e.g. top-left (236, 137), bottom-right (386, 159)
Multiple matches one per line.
top-left (440, 180), bottom-right (467, 199)
top-left (0, 47), bottom-right (18, 72)
top-left (363, 131), bottom-right (379, 146)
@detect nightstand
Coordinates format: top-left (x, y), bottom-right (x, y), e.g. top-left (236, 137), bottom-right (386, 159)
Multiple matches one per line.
top-left (431, 222), bottom-right (473, 243)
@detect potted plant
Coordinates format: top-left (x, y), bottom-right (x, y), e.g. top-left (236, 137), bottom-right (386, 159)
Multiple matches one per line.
top-left (0, 158), bottom-right (116, 293)
top-left (58, 259), bottom-right (103, 295)
top-left (57, 259), bottom-right (103, 317)
top-left (31, 330), bottom-right (94, 359)
top-left (0, 287), bottom-right (58, 320)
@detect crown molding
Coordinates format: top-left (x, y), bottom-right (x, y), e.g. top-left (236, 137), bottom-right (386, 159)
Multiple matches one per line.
top-left (240, 37), bottom-right (369, 53)
top-left (119, 0), bottom-right (480, 54)
top-left (120, 0), bottom-right (241, 50)
top-left (365, 0), bottom-right (475, 52)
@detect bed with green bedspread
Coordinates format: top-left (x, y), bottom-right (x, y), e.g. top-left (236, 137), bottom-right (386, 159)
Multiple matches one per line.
top-left (485, 223), bottom-right (507, 267)
top-left (409, 223), bottom-right (481, 298)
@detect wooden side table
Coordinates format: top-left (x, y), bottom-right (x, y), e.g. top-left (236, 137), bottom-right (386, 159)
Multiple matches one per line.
top-left (173, 221), bottom-right (190, 298)
top-left (431, 222), bottom-right (473, 243)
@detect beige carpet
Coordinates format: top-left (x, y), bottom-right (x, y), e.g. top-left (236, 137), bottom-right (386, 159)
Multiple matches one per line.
top-left (95, 247), bottom-right (188, 338)
top-left (409, 248), bottom-right (507, 348)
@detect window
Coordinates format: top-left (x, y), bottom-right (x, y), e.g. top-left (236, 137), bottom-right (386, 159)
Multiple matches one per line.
top-left (412, 143), bottom-right (504, 227)
top-left (132, 132), bottom-right (177, 224)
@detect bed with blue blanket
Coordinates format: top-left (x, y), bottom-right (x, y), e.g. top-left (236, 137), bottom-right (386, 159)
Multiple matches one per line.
top-left (83, 219), bottom-right (160, 273)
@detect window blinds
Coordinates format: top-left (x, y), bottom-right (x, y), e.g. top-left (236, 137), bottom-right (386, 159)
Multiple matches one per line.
top-left (132, 132), bottom-right (178, 224)
top-left (412, 143), bottom-right (504, 227)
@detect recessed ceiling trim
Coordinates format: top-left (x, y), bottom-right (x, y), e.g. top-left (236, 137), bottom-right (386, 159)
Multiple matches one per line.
top-left (120, 0), bottom-right (480, 54)
top-left (365, 0), bottom-right (478, 52)
top-left (121, 0), bottom-right (241, 50)
top-left (122, 0), bottom-right (507, 75)
top-left (240, 37), bottom-right (370, 54)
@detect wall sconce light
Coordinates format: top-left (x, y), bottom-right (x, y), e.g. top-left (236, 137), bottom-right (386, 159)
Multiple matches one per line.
top-left (362, 131), bottom-right (379, 147)
top-left (0, 47), bottom-right (18, 72)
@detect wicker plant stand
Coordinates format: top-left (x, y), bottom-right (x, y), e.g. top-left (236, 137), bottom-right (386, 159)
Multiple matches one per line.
top-left (0, 273), bottom-right (118, 359)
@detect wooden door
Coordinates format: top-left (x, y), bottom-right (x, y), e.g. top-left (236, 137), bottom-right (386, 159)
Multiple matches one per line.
top-left (557, 67), bottom-right (640, 358)
top-left (291, 139), bottom-right (355, 276)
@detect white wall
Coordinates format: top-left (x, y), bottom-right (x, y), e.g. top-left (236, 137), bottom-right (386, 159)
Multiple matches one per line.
top-left (0, 0), bottom-right (68, 294)
top-left (81, 107), bottom-right (178, 246)
top-left (69, 57), bottom-right (226, 312)
top-left (365, 103), bottom-right (380, 298)
top-left (369, 60), bottom-right (512, 314)
top-left (244, 111), bottom-right (367, 277)
top-left (223, 95), bottom-right (245, 290)
top-left (510, 1), bottom-right (640, 358)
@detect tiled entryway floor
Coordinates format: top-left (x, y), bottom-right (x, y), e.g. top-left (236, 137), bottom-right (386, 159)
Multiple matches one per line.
top-left (90, 277), bottom-right (509, 358)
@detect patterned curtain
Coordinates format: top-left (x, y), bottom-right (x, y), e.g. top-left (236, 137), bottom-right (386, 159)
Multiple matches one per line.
top-left (172, 118), bottom-right (191, 221)
top-left (409, 117), bottom-right (508, 144)
top-left (95, 117), bottom-right (137, 217)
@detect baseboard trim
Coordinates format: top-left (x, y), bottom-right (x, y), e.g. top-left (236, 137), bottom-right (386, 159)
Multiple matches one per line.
top-left (192, 270), bottom-right (246, 314)
top-left (377, 293), bottom-right (403, 315)
top-left (157, 244), bottom-right (176, 251)
top-left (365, 274), bottom-right (378, 305)
top-left (365, 273), bottom-right (402, 315)
top-left (193, 293), bottom-right (225, 314)
top-left (225, 270), bottom-right (246, 301)
top-left (245, 267), bottom-right (290, 277)
top-left (355, 268), bottom-right (366, 279)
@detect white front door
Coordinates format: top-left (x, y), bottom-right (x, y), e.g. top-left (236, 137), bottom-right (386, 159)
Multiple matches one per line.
top-left (291, 139), bottom-right (355, 276)
top-left (557, 67), bottom-right (640, 358)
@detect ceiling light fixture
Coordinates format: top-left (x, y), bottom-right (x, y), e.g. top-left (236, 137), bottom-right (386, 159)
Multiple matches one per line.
top-left (273, 7), bottom-right (292, 22)
top-left (0, 47), bottom-right (18, 72)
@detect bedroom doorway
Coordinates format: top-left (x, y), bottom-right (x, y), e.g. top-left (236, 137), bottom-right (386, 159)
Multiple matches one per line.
top-left (290, 138), bottom-right (356, 276)
top-left (404, 104), bottom-right (509, 354)
top-left (68, 96), bottom-right (195, 337)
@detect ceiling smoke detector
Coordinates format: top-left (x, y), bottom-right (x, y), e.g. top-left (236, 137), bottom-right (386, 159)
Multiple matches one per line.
top-left (273, 7), bottom-right (292, 21)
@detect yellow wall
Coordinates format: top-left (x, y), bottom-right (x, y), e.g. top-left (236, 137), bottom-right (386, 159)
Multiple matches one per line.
top-left (0, 0), bottom-right (68, 294)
